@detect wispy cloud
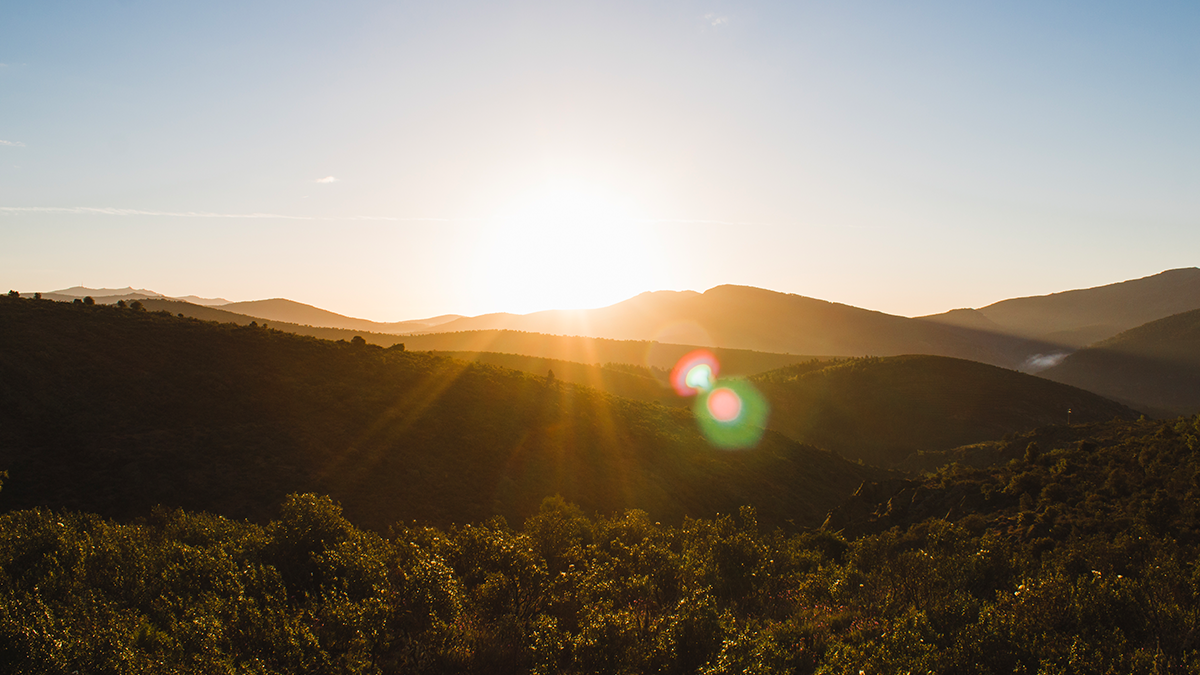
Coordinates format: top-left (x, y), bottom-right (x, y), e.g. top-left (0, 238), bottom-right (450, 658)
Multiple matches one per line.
top-left (703, 12), bottom-right (729, 26)
top-left (1023, 352), bottom-right (1071, 371)
top-left (315, 176), bottom-right (338, 183)
top-left (0, 139), bottom-right (25, 147)
top-left (0, 206), bottom-right (467, 222)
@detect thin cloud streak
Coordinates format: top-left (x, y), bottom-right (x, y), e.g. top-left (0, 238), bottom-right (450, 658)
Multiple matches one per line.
top-left (0, 206), bottom-right (468, 222)
top-left (0, 207), bottom-right (832, 228)
top-left (315, 176), bottom-right (338, 183)
top-left (0, 139), bottom-right (26, 147)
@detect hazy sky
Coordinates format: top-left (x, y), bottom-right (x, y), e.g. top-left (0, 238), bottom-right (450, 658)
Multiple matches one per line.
top-left (2, 1), bottom-right (1197, 320)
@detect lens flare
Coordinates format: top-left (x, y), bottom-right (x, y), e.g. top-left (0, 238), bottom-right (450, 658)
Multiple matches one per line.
top-left (686, 364), bottom-right (714, 391)
top-left (706, 387), bottom-right (743, 422)
top-left (694, 379), bottom-right (769, 450)
top-left (670, 350), bottom-right (720, 397)
top-left (671, 350), bottom-right (769, 449)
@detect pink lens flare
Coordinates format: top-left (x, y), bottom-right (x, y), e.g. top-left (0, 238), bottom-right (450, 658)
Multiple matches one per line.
top-left (670, 349), bottom-right (720, 397)
top-left (706, 387), bottom-right (743, 422)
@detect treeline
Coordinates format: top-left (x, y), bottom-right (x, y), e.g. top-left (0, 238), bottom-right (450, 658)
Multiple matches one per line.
top-left (3, 416), bottom-right (1199, 673)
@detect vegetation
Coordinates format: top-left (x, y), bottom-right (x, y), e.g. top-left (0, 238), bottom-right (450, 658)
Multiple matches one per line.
top-left (0, 295), bottom-right (884, 532)
top-left (2, 415), bottom-right (1198, 673)
top-left (752, 355), bottom-right (1138, 467)
top-left (5, 292), bottom-right (1199, 672)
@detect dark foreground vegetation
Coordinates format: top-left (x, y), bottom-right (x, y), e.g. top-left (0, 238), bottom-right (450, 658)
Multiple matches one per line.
top-left (3, 415), bottom-right (1199, 674)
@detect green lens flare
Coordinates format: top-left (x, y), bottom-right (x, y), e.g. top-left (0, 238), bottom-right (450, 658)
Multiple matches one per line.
top-left (693, 378), bottom-right (769, 449)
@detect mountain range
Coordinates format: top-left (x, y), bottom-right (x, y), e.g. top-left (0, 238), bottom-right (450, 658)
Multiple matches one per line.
top-left (30, 267), bottom-right (1200, 417)
top-left (920, 267), bottom-right (1200, 348)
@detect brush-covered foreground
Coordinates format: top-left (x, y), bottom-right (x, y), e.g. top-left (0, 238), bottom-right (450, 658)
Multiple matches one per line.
top-left (2, 416), bottom-right (1198, 674)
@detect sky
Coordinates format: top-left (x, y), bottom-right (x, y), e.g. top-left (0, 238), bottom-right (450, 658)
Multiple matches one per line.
top-left (2, 1), bottom-right (1198, 321)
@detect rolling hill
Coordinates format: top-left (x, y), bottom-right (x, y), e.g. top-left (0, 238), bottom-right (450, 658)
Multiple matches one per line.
top-left (1040, 307), bottom-right (1200, 418)
top-left (137, 297), bottom-right (822, 375)
top-left (0, 295), bottom-right (889, 531)
top-left (421, 285), bottom-right (1056, 370)
top-left (921, 267), bottom-right (1200, 348)
top-left (750, 355), bottom-right (1139, 466)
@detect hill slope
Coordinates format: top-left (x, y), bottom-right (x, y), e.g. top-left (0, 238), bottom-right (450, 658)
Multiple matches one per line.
top-left (751, 355), bottom-right (1139, 466)
top-left (1040, 308), bottom-right (1200, 417)
top-left (922, 268), bottom-right (1200, 348)
top-left (0, 296), bottom-right (888, 530)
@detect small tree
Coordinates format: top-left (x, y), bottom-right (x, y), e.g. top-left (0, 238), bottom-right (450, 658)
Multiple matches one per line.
top-left (351, 335), bottom-right (366, 346)
top-left (6, 290), bottom-right (18, 298)
top-left (130, 300), bottom-right (145, 311)
top-left (116, 300), bottom-right (126, 308)
top-left (34, 292), bottom-right (41, 300)
top-left (83, 296), bottom-right (95, 306)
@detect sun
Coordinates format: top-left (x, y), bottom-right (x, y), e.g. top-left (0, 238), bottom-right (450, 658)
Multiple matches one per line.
top-left (470, 180), bottom-right (667, 313)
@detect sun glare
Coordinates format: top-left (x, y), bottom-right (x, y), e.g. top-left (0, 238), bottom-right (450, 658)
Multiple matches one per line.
top-left (470, 180), bottom-right (665, 313)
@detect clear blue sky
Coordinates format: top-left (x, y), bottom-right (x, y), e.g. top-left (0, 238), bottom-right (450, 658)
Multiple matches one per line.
top-left (2, 1), bottom-right (1197, 320)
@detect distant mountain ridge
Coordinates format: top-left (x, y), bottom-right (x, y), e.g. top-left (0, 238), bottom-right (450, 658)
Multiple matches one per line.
top-left (921, 268), bottom-right (1200, 348)
top-left (40, 286), bottom-right (230, 306)
top-left (30, 268), bottom-right (1200, 380)
top-left (413, 285), bottom-right (1060, 371)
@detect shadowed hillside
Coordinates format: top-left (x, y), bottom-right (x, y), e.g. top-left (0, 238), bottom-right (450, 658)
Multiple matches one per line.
top-left (751, 355), bottom-right (1139, 467)
top-left (0, 296), bottom-right (887, 531)
top-left (922, 267), bottom-right (1200, 348)
top-left (1041, 308), bottom-right (1200, 418)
